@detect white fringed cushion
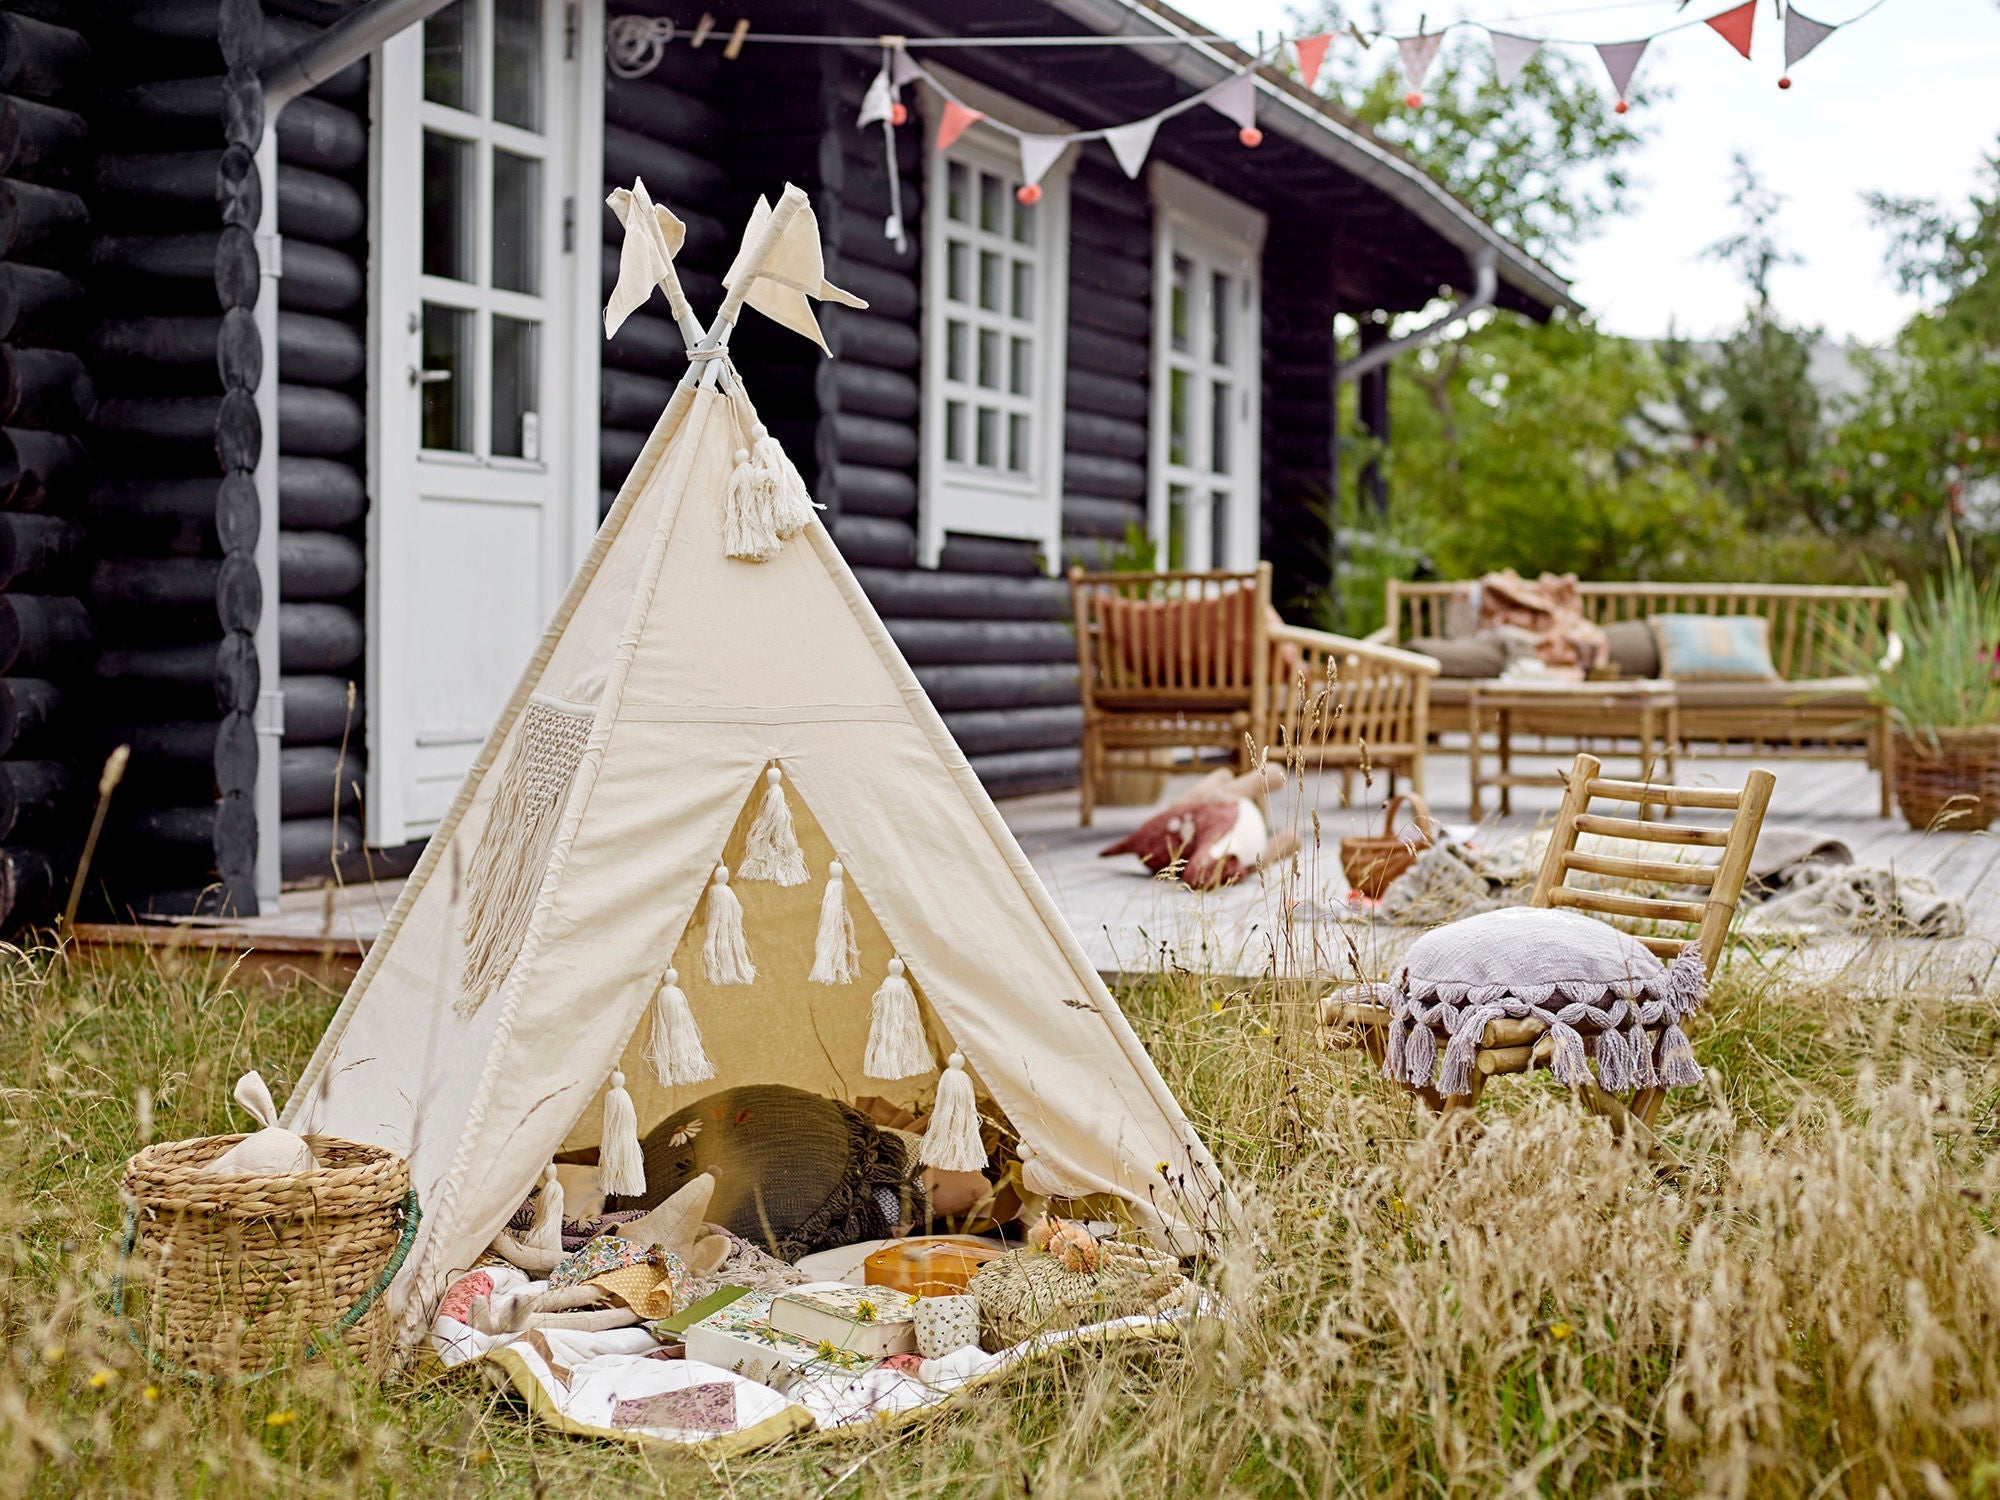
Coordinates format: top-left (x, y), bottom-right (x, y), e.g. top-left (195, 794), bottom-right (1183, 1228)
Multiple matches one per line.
top-left (1385, 907), bottom-right (1707, 1098)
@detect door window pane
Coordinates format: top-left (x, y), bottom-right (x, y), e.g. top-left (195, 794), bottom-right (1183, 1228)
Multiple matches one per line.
top-left (493, 0), bottom-right (544, 132)
top-left (1170, 255), bottom-right (1192, 354)
top-left (945, 400), bottom-right (966, 461)
top-left (1211, 380), bottom-right (1232, 474)
top-left (1010, 260), bottom-right (1032, 321)
top-left (1168, 367), bottom-right (1190, 467)
top-left (424, 1), bottom-right (473, 110)
top-left (978, 172), bottom-right (1002, 233)
top-left (1167, 483), bottom-right (1189, 569)
top-left (492, 148), bottom-right (542, 294)
top-left (945, 320), bottom-right (967, 382)
top-left (978, 250), bottom-right (1000, 312)
top-left (1210, 489), bottom-right (1230, 568)
top-left (1012, 194), bottom-right (1034, 244)
top-left (421, 303), bottom-right (474, 451)
top-left (976, 406), bottom-right (997, 468)
top-left (1008, 414), bottom-right (1027, 474)
top-left (1009, 336), bottom-right (1030, 396)
top-left (946, 241), bottom-right (967, 302)
top-left (423, 132), bottom-right (475, 281)
top-left (1211, 272), bottom-right (1232, 364)
top-left (977, 328), bottom-right (999, 390)
top-left (491, 315), bottom-right (540, 459)
top-left (946, 161), bottom-right (968, 222)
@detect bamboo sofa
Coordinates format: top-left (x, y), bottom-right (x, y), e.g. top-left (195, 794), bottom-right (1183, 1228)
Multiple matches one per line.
top-left (1069, 564), bottom-right (1439, 824)
top-left (1375, 580), bottom-right (1902, 814)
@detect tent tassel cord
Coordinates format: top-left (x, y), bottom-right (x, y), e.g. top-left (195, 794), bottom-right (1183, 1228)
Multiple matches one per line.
top-left (703, 864), bottom-right (757, 985)
top-left (921, 1054), bottom-right (987, 1171)
top-left (455, 696), bottom-right (595, 1015)
top-left (808, 860), bottom-right (859, 984)
top-left (526, 1164), bottom-right (565, 1253)
top-left (598, 1072), bottom-right (647, 1197)
top-left (863, 957), bottom-right (931, 1079)
top-left (754, 419), bottom-right (817, 539)
top-left (645, 967), bottom-right (715, 1087)
top-left (739, 767), bottom-right (809, 885)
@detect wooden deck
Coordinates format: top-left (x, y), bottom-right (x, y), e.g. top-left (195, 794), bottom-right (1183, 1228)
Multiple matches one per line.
top-left (73, 746), bottom-right (2000, 994)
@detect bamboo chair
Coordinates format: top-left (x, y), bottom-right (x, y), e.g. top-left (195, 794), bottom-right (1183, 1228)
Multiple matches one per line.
top-left (1270, 625), bottom-right (1438, 801)
top-left (1324, 752), bottom-right (1776, 1154)
top-left (1069, 563), bottom-right (1274, 826)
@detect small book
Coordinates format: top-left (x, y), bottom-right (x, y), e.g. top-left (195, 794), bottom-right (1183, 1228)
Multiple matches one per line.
top-left (767, 1285), bottom-right (920, 1359)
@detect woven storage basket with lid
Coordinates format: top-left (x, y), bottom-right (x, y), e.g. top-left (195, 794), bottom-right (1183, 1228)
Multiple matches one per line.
top-left (118, 1134), bottom-right (416, 1380)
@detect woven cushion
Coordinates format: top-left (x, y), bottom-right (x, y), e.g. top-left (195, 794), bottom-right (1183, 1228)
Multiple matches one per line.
top-left (1649, 614), bottom-right (1778, 680)
top-left (1602, 620), bottom-right (1662, 679)
top-left (612, 1085), bottom-right (919, 1263)
top-left (1402, 906), bottom-right (1682, 1005)
top-left (1406, 634), bottom-right (1507, 678)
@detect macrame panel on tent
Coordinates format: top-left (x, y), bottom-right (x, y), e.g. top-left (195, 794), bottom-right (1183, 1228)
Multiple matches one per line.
top-left (562, 764), bottom-right (968, 1157)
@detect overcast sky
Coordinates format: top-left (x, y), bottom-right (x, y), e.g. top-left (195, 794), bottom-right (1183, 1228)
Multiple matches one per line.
top-left (1169, 0), bottom-right (2000, 344)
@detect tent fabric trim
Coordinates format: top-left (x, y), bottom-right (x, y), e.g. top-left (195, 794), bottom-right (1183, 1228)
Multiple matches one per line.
top-left (617, 704), bottom-right (913, 726)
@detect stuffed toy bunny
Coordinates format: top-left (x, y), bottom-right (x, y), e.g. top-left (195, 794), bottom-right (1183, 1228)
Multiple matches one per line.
top-left (1097, 766), bottom-right (1299, 889)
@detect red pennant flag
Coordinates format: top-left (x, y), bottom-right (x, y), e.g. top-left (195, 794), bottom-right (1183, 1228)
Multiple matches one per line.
top-left (1705, 1), bottom-right (1755, 59)
top-left (1294, 32), bottom-right (1332, 89)
top-left (936, 100), bottom-right (984, 152)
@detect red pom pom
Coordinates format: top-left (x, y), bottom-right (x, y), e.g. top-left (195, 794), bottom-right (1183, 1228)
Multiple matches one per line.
top-left (1777, 76), bottom-right (1792, 90)
top-left (1238, 126), bottom-right (1263, 148)
top-left (1404, 91), bottom-right (1423, 108)
top-left (1613, 98), bottom-right (1629, 114)
top-left (890, 100), bottom-right (909, 125)
top-left (1015, 182), bottom-right (1042, 206)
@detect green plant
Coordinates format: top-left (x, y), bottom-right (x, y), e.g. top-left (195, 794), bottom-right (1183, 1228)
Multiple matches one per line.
top-left (1857, 541), bottom-right (2000, 735)
top-left (1104, 520), bottom-right (1159, 574)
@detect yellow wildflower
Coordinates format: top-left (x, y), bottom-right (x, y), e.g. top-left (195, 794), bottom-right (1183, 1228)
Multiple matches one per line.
top-left (265, 1410), bottom-right (297, 1428)
top-left (1549, 1322), bottom-right (1572, 1340)
top-left (40, 1343), bottom-right (63, 1365)
top-left (143, 1385), bottom-right (161, 1403)
top-left (88, 1368), bottom-right (115, 1389)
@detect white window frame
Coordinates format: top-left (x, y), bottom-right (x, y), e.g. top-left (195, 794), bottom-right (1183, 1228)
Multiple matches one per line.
top-left (918, 74), bottom-right (1072, 573)
top-left (1147, 164), bottom-right (1265, 572)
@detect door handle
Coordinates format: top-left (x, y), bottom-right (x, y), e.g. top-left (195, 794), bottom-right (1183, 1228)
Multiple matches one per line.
top-left (409, 366), bottom-right (452, 386)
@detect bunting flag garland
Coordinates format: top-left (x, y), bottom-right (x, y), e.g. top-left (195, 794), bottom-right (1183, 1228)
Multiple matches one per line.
top-left (1294, 31), bottom-right (1332, 90)
top-left (935, 99), bottom-right (985, 152)
top-left (1017, 132), bottom-right (1070, 200)
top-left (1780, 7), bottom-right (1838, 86)
top-left (1488, 31), bottom-right (1542, 89)
top-left (1595, 38), bottom-right (1650, 112)
top-left (1704, 1), bottom-right (1756, 59)
top-left (1396, 32), bottom-right (1443, 106)
top-left (856, 66), bottom-right (894, 128)
top-left (1104, 114), bottom-right (1162, 179)
top-left (1205, 66), bottom-right (1258, 142)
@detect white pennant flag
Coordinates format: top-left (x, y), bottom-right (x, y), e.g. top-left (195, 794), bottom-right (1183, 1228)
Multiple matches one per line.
top-left (1205, 68), bottom-right (1257, 130)
top-left (1783, 7), bottom-right (1837, 69)
top-left (1489, 31), bottom-right (1541, 88)
top-left (1397, 32), bottom-right (1443, 93)
top-left (1595, 38), bottom-right (1648, 99)
top-left (1018, 132), bottom-right (1072, 190)
top-left (889, 47), bottom-right (924, 88)
top-left (603, 177), bottom-right (685, 338)
top-left (1104, 114), bottom-right (1161, 179)
top-left (857, 67), bottom-right (893, 129)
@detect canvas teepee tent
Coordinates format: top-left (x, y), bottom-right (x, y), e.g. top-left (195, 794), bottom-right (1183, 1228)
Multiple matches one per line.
top-left (284, 183), bottom-right (1235, 1345)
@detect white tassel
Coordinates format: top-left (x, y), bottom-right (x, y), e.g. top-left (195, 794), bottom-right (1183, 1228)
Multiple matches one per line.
top-left (808, 860), bottom-right (859, 984)
top-left (754, 422), bottom-right (818, 538)
top-left (703, 864), bottom-right (756, 985)
top-left (598, 1071), bottom-right (647, 1198)
top-left (527, 1163), bottom-right (565, 1253)
top-left (921, 1054), bottom-right (986, 1171)
top-left (645, 967), bottom-right (714, 1087)
top-left (864, 958), bottom-right (931, 1079)
top-left (739, 767), bottom-right (809, 885)
top-left (723, 444), bottom-right (783, 562)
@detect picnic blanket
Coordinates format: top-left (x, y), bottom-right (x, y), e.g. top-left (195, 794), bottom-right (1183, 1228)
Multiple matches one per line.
top-left (1474, 570), bottom-right (1608, 673)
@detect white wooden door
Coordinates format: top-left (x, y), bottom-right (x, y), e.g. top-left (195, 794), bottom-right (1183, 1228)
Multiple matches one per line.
top-left (1148, 167), bottom-right (1264, 572)
top-left (369, 0), bottom-right (600, 845)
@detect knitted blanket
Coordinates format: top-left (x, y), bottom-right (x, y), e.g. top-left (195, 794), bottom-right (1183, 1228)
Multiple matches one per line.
top-left (1379, 907), bottom-right (1708, 1098)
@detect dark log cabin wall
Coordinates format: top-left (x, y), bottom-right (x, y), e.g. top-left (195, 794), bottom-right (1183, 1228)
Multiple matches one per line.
top-left (0, 2), bottom-right (93, 926)
top-left (80, 0), bottom-right (367, 917)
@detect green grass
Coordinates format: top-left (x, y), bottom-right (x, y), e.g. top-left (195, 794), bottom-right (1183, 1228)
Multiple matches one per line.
top-left (2, 938), bottom-right (1997, 1497)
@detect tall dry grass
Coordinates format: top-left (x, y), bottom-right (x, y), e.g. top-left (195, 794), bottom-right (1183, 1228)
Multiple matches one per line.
top-left (2, 927), bottom-right (1997, 1497)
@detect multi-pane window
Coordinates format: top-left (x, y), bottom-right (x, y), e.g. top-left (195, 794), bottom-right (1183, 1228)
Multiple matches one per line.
top-left (417, 0), bottom-right (550, 463)
top-left (1149, 168), bottom-right (1264, 572)
top-left (920, 126), bottom-right (1069, 571)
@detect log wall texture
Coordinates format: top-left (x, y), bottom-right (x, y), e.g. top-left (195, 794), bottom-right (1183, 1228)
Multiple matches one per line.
top-left (0, 0), bottom-right (93, 925)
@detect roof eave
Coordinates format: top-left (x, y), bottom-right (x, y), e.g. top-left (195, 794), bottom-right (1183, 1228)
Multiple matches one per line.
top-left (1044, 0), bottom-right (1582, 317)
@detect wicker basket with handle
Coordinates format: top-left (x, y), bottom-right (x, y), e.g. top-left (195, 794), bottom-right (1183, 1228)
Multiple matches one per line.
top-left (1891, 726), bottom-right (2000, 832)
top-left (1339, 792), bottom-right (1437, 899)
top-left (117, 1134), bottom-right (418, 1381)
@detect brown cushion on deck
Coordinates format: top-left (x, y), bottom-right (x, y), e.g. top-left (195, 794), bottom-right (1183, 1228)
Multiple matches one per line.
top-left (1602, 620), bottom-right (1662, 679)
top-left (1405, 635), bottom-right (1507, 678)
top-left (1669, 677), bottom-right (1872, 711)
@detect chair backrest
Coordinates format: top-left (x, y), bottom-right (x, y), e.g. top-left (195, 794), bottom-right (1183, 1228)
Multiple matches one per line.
top-left (1069, 563), bottom-right (1273, 708)
top-left (1382, 579), bottom-right (1904, 681)
top-left (1528, 752), bottom-right (1776, 980)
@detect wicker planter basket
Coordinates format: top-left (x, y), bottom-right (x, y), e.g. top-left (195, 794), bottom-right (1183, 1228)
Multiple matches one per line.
top-left (1340, 793), bottom-right (1436, 899)
top-left (117, 1134), bottom-right (418, 1381)
top-left (1891, 726), bottom-right (2000, 832)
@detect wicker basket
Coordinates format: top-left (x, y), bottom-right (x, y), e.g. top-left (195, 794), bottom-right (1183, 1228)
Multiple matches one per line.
top-left (1891, 726), bottom-right (2000, 832)
top-left (117, 1134), bottom-right (417, 1381)
top-left (1339, 793), bottom-right (1436, 899)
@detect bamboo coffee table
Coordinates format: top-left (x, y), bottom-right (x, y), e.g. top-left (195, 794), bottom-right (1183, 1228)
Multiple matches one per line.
top-left (1466, 678), bottom-right (1680, 818)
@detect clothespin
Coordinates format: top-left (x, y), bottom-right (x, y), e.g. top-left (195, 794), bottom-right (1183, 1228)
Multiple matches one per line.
top-left (723, 18), bottom-right (749, 59)
top-left (691, 12), bottom-right (715, 47)
top-left (1346, 21), bottom-right (1369, 47)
